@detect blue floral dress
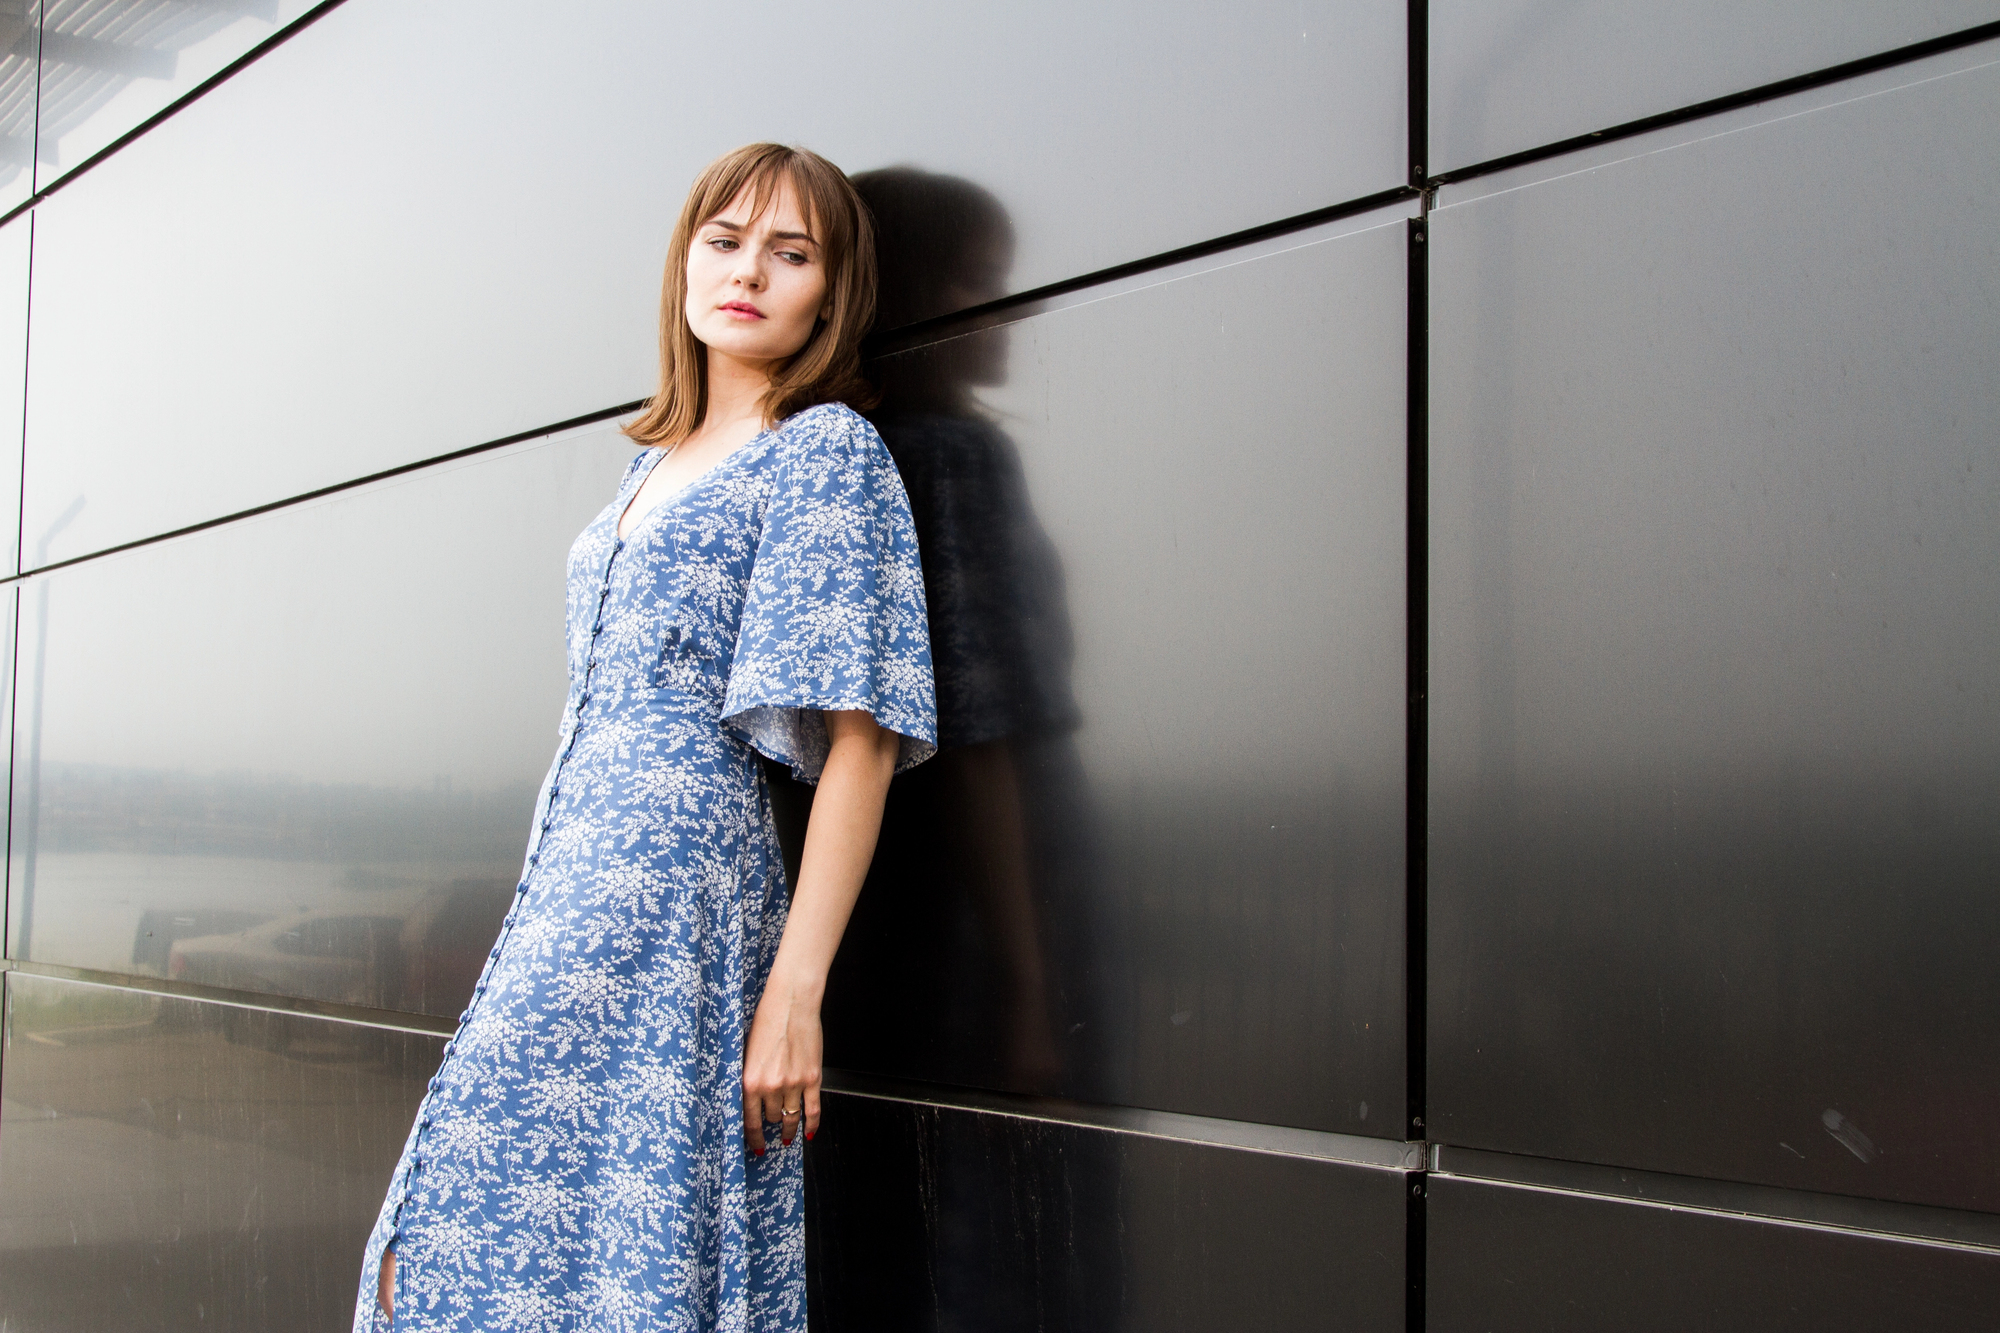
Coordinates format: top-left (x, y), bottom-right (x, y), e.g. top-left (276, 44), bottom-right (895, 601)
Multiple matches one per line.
top-left (355, 403), bottom-right (936, 1333)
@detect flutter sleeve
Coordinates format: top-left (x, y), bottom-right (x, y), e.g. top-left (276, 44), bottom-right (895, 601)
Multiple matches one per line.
top-left (722, 404), bottom-right (938, 783)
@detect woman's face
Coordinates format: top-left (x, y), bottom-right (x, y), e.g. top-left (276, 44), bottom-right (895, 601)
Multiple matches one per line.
top-left (684, 177), bottom-right (830, 369)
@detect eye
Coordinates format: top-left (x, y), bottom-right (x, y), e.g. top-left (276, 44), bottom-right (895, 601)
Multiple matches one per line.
top-left (706, 236), bottom-right (739, 252)
top-left (777, 249), bottom-right (809, 266)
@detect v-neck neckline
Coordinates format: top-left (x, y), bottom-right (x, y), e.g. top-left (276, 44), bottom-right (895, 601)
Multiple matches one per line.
top-left (616, 426), bottom-right (775, 544)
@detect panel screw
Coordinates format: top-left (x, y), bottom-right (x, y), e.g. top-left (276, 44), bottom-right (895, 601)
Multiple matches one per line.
top-left (1411, 1182), bottom-right (1424, 1197)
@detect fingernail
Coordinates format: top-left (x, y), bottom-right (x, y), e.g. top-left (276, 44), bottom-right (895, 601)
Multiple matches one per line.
top-left (805, 1130), bottom-right (815, 1141)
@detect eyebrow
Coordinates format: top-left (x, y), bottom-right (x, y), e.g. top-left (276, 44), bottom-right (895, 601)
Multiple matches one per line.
top-left (704, 219), bottom-right (817, 244)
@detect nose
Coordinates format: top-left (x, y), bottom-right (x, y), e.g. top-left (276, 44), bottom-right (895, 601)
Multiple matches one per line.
top-left (729, 246), bottom-right (765, 291)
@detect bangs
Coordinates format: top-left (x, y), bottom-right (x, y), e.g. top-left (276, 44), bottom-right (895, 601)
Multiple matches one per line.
top-left (625, 142), bottom-right (878, 449)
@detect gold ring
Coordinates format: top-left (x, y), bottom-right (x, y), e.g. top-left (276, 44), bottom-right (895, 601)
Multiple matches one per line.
top-left (781, 1106), bottom-right (800, 1117)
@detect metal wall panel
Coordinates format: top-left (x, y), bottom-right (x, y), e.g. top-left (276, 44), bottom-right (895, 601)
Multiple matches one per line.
top-left (1427, 1176), bottom-right (2000, 1330)
top-left (0, 972), bottom-right (441, 1332)
top-left (1430, 0), bottom-right (2000, 172)
top-left (0, 212), bottom-right (26, 575)
top-left (0, 0), bottom-right (34, 217)
top-left (21, 0), bottom-right (1407, 567)
top-left (1428, 51), bottom-right (2000, 1211)
top-left (802, 208), bottom-right (1411, 1132)
top-left (805, 1089), bottom-right (1408, 1331)
top-left (35, 0), bottom-right (322, 190)
top-left (8, 425), bottom-right (635, 1017)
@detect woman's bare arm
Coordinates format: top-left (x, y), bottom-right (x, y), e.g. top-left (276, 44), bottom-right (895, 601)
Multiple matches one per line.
top-left (742, 708), bottom-right (898, 1153)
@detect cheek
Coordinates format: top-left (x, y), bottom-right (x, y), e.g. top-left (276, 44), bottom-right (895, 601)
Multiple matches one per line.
top-left (780, 271), bottom-right (830, 330)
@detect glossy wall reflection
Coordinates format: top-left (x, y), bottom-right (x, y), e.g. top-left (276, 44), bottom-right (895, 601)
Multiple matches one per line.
top-left (1428, 47), bottom-right (2000, 1212)
top-left (1427, 1176), bottom-right (2000, 1331)
top-left (21, 0), bottom-right (1407, 567)
top-left (0, 972), bottom-right (442, 1333)
top-left (1429, 0), bottom-right (2000, 171)
top-left (802, 201), bottom-right (1411, 1132)
top-left (0, 212), bottom-right (24, 575)
top-left (34, 0), bottom-right (323, 190)
top-left (9, 426), bottom-right (635, 1017)
top-left (805, 1090), bottom-right (1408, 1332)
top-left (1, 0), bottom-right (1997, 1326)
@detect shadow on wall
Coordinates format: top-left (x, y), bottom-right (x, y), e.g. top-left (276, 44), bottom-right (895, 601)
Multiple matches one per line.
top-left (777, 163), bottom-right (1116, 1333)
top-left (778, 165), bottom-right (1104, 1098)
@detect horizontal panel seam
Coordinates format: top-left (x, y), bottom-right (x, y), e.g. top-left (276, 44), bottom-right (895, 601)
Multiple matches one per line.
top-left (1430, 20), bottom-right (2000, 187)
top-left (1432, 1171), bottom-right (2000, 1257)
top-left (1, 958), bottom-right (457, 1037)
top-left (3, 185), bottom-right (1418, 580)
top-left (821, 1068), bottom-right (1424, 1171)
top-left (0, 0), bottom-right (355, 230)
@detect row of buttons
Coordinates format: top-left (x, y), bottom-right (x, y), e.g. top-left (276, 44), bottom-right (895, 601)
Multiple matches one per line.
top-left (391, 544), bottom-right (623, 1236)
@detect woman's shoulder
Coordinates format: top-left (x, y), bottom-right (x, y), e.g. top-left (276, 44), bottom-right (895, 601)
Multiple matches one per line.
top-left (773, 401), bottom-right (890, 466)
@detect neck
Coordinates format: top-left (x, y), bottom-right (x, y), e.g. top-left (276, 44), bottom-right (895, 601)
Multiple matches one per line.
top-left (703, 347), bottom-right (779, 434)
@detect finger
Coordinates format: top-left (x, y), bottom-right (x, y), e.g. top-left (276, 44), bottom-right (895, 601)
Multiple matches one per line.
top-left (779, 1082), bottom-right (803, 1145)
top-left (744, 1092), bottom-right (767, 1156)
top-left (804, 1083), bottom-right (822, 1142)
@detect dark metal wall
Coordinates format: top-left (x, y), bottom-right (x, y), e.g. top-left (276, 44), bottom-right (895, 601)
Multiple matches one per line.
top-left (0, 3), bottom-right (1994, 1329)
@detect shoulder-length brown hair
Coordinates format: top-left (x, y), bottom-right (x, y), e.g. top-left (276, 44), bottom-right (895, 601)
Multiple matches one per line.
top-left (623, 143), bottom-right (878, 447)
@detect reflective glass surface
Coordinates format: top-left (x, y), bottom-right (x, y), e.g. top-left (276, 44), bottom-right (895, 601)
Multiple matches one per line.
top-left (1431, 0), bottom-right (2000, 172)
top-left (35, 0), bottom-right (322, 189)
top-left (21, 0), bottom-right (1406, 566)
top-left (1428, 52), bottom-right (2000, 1211)
top-left (0, 0), bottom-right (33, 215)
top-left (9, 424), bottom-right (637, 1017)
top-left (0, 211), bottom-right (26, 574)
top-left (806, 1090), bottom-right (1407, 1331)
top-left (1429, 1177), bottom-right (2000, 1329)
top-left (0, 972), bottom-right (441, 1332)
top-left (805, 205), bottom-right (1411, 1132)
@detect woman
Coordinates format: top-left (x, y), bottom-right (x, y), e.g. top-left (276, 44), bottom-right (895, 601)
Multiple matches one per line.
top-left (357, 143), bottom-right (936, 1332)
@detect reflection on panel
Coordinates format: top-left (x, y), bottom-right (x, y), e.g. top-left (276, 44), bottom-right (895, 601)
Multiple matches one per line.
top-left (795, 201), bottom-right (1410, 1132)
top-left (806, 1090), bottom-right (1407, 1331)
top-left (1428, 1177), bottom-right (2000, 1330)
top-left (22, 0), bottom-right (1406, 564)
top-left (1431, 0), bottom-right (2000, 172)
top-left (9, 424), bottom-right (636, 1016)
top-left (0, 1), bottom-right (32, 216)
top-left (0, 213), bottom-right (24, 573)
top-left (1428, 53), bottom-right (2000, 1210)
top-left (35, 0), bottom-right (321, 189)
top-left (0, 972), bottom-right (441, 1333)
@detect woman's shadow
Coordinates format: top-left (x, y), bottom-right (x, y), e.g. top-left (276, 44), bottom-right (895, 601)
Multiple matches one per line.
top-left (770, 167), bottom-right (1104, 1096)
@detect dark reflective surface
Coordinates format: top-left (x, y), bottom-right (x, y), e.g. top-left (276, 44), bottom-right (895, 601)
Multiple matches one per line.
top-left (21, 0), bottom-right (1405, 565)
top-left (794, 190), bottom-right (1411, 1131)
top-left (805, 1090), bottom-right (1407, 1331)
top-left (0, 971), bottom-right (441, 1333)
top-left (1428, 1176), bottom-right (2000, 1330)
top-left (1428, 53), bottom-right (2000, 1210)
top-left (8, 426), bottom-right (636, 1016)
top-left (1430, 0), bottom-right (2000, 172)
top-left (35, 0), bottom-right (320, 189)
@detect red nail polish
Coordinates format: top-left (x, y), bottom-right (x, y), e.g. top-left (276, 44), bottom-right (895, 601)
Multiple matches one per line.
top-left (805, 1130), bottom-right (815, 1141)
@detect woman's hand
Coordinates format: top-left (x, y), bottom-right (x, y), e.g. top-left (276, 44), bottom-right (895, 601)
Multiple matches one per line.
top-left (743, 981), bottom-right (824, 1153)
top-left (742, 709), bottom-right (898, 1156)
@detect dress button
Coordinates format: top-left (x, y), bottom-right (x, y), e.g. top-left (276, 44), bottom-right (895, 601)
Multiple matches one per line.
top-left (490, 947), bottom-right (502, 959)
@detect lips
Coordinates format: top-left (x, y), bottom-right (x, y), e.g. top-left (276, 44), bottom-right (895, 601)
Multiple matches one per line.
top-left (719, 301), bottom-right (765, 319)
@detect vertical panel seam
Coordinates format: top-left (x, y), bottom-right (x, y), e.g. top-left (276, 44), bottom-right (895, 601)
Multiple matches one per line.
top-left (1405, 6), bottom-right (1431, 1326)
